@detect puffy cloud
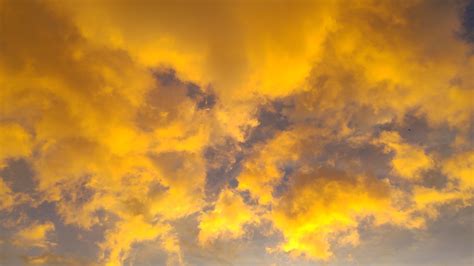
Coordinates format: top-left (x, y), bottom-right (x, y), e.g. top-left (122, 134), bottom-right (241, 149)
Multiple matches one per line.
top-left (406, 150), bottom-right (474, 218)
top-left (1, 0), bottom-right (206, 263)
top-left (442, 151), bottom-right (474, 191)
top-left (0, 177), bottom-right (27, 211)
top-left (1, 0), bottom-right (473, 265)
top-left (376, 131), bottom-right (434, 180)
top-left (99, 215), bottom-right (181, 266)
top-left (198, 189), bottom-right (258, 244)
top-left (232, 125), bottom-right (436, 260)
top-left (412, 186), bottom-right (463, 219)
top-left (237, 130), bottom-right (301, 205)
top-left (268, 168), bottom-right (392, 260)
top-left (13, 221), bottom-right (55, 249)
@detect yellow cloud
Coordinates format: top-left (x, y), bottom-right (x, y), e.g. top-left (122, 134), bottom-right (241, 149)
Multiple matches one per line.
top-left (412, 186), bottom-right (462, 219)
top-left (376, 131), bottom-right (433, 180)
top-left (57, 0), bottom-right (336, 96)
top-left (237, 130), bottom-right (300, 204)
top-left (23, 253), bottom-right (97, 266)
top-left (1, 1), bottom-right (207, 263)
top-left (0, 0), bottom-right (473, 264)
top-left (14, 221), bottom-right (55, 249)
top-left (269, 168), bottom-right (407, 261)
top-left (198, 189), bottom-right (258, 245)
top-left (0, 123), bottom-right (32, 168)
top-left (442, 151), bottom-right (474, 191)
top-left (100, 215), bottom-right (180, 266)
top-left (0, 177), bottom-right (22, 211)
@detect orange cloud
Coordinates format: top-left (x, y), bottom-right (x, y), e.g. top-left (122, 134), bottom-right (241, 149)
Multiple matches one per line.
top-left (0, 123), bottom-right (32, 168)
top-left (198, 189), bottom-right (259, 244)
top-left (13, 221), bottom-right (55, 249)
top-left (376, 131), bottom-right (433, 180)
top-left (0, 0), bottom-right (472, 264)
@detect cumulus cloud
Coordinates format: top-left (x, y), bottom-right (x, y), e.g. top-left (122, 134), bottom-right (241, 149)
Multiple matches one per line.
top-left (198, 188), bottom-right (259, 244)
top-left (0, 0), bottom-right (472, 265)
top-left (376, 131), bottom-right (434, 180)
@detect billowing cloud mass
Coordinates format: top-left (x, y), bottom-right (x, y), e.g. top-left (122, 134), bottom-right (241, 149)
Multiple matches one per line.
top-left (0, 0), bottom-right (473, 265)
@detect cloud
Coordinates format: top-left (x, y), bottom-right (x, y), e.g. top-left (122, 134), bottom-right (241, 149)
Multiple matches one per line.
top-left (268, 168), bottom-right (391, 260)
top-left (13, 221), bottom-right (55, 249)
top-left (0, 123), bottom-right (32, 168)
top-left (442, 150), bottom-right (474, 192)
top-left (237, 130), bottom-right (301, 205)
top-left (23, 253), bottom-right (96, 266)
top-left (99, 215), bottom-right (181, 266)
top-left (198, 189), bottom-right (258, 244)
top-left (0, 177), bottom-right (26, 211)
top-left (375, 131), bottom-right (434, 180)
top-left (1, 0), bottom-right (206, 263)
top-left (461, 0), bottom-right (474, 44)
top-left (0, 0), bottom-right (472, 265)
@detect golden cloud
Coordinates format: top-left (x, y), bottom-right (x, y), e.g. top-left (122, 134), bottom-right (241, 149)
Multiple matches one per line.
top-left (13, 221), bottom-right (55, 249)
top-left (376, 131), bottom-right (433, 180)
top-left (198, 188), bottom-right (259, 244)
top-left (0, 0), bottom-right (472, 264)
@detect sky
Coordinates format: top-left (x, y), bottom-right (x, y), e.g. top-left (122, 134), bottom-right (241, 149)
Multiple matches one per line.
top-left (0, 0), bottom-right (473, 265)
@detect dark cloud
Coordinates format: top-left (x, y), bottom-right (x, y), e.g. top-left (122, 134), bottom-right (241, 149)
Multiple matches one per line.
top-left (348, 205), bottom-right (474, 266)
top-left (0, 159), bottom-right (36, 194)
top-left (204, 139), bottom-right (243, 200)
top-left (205, 100), bottom-right (292, 200)
top-left (243, 100), bottom-right (292, 147)
top-left (187, 83), bottom-right (217, 110)
top-left (462, 0), bottom-right (474, 44)
top-left (154, 68), bottom-right (216, 110)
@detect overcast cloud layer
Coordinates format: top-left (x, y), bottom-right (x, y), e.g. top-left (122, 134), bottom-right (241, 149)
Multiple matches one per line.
top-left (0, 0), bottom-right (473, 265)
